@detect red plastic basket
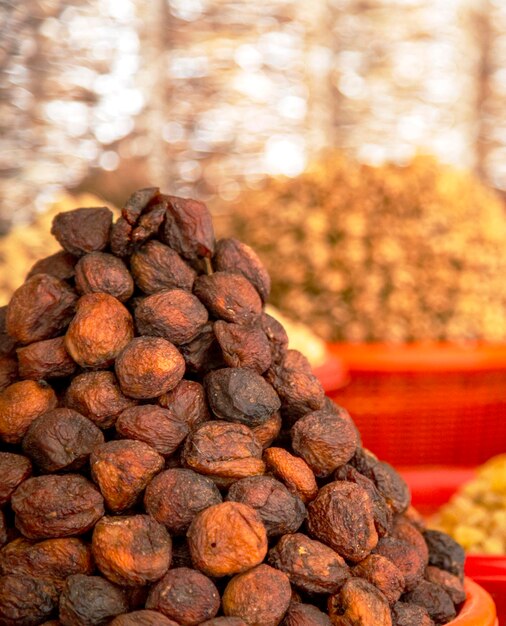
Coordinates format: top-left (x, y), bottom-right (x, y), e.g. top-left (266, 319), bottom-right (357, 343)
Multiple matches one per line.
top-left (322, 343), bottom-right (506, 466)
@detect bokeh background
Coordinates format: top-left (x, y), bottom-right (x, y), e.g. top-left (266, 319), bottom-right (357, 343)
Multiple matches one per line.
top-left (2, 0), bottom-right (506, 228)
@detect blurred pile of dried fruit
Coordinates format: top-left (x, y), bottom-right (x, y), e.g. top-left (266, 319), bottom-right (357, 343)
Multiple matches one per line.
top-left (224, 154), bottom-right (506, 343)
top-left (0, 190), bottom-right (465, 625)
top-left (432, 455), bottom-right (506, 555)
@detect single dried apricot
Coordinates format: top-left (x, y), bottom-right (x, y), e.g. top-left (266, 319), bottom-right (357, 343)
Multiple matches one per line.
top-left (264, 447), bottom-right (318, 504)
top-left (130, 240), bottom-right (196, 294)
top-left (51, 206), bottom-right (113, 256)
top-left (0, 452), bottom-right (32, 505)
top-left (75, 252), bottom-right (134, 302)
top-left (194, 272), bottom-right (262, 325)
top-left (59, 574), bottom-right (128, 626)
top-left (17, 336), bottom-right (77, 380)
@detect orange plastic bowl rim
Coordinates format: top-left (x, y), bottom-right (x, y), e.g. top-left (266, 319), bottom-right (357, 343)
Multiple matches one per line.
top-left (451, 579), bottom-right (497, 625)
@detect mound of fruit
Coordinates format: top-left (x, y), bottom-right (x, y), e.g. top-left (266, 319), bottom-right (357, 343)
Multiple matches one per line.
top-left (0, 190), bottom-right (465, 625)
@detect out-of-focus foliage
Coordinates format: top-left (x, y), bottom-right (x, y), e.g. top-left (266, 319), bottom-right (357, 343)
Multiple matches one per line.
top-left (1, 0), bottom-right (506, 228)
top-left (223, 154), bottom-right (506, 343)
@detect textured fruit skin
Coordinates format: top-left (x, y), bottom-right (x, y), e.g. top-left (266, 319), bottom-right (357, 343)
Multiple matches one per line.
top-left (0, 574), bottom-right (58, 626)
top-left (187, 502), bottom-right (268, 577)
top-left (51, 207), bottom-right (113, 256)
top-left (75, 252), bottom-right (134, 302)
top-left (328, 578), bottom-right (392, 626)
top-left (17, 336), bottom-right (77, 380)
top-left (130, 240), bottom-right (196, 294)
top-left (110, 610), bottom-right (180, 626)
top-left (163, 195), bottom-right (216, 259)
top-left (59, 574), bottom-right (128, 626)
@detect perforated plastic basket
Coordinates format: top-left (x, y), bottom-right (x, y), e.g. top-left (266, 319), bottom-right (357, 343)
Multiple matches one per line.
top-left (322, 343), bottom-right (506, 466)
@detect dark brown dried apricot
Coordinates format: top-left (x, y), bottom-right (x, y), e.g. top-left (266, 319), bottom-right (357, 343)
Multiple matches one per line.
top-left (135, 289), bottom-right (208, 345)
top-left (144, 468), bottom-right (222, 535)
top-left (373, 537), bottom-right (426, 592)
top-left (402, 580), bottom-right (456, 625)
top-left (0, 512), bottom-right (7, 549)
top-left (75, 252), bottom-right (134, 302)
top-left (291, 408), bottom-right (358, 477)
top-left (110, 216), bottom-right (134, 258)
top-left (205, 367), bottom-right (280, 427)
top-left (27, 250), bottom-right (77, 282)
top-left (281, 602), bottom-right (331, 626)
top-left (187, 501), bottom-right (268, 577)
top-left (264, 447), bottom-right (318, 504)
top-left (65, 293), bottom-right (134, 368)
top-left (0, 574), bottom-right (58, 626)
top-left (423, 529), bottom-right (465, 580)
top-left (0, 380), bottom-right (57, 444)
top-left (111, 611), bottom-right (179, 626)
top-left (214, 320), bottom-right (272, 373)
top-left (146, 567), bottom-right (220, 626)
top-left (425, 566), bottom-right (466, 605)
top-left (268, 533), bottom-right (350, 595)
top-left (22, 408), bottom-right (104, 472)
top-left (222, 564), bottom-right (291, 626)
top-left (130, 240), bottom-right (196, 294)
top-left (6, 274), bottom-right (77, 344)
top-left (307, 481), bottom-right (378, 562)
top-left (327, 578), bottom-right (391, 626)
top-left (0, 452), bottom-right (32, 505)
top-left (261, 313), bottom-right (289, 364)
top-left (158, 379), bottom-right (210, 431)
top-left (0, 537), bottom-right (93, 591)
top-left (0, 355), bottom-right (17, 391)
top-left (360, 461), bottom-right (411, 515)
top-left (92, 515), bottom-right (172, 586)
top-left (122, 187), bottom-right (160, 224)
top-left (252, 411), bottom-right (282, 448)
top-left (65, 371), bottom-right (136, 429)
top-left (227, 476), bottom-right (305, 537)
top-left (352, 554), bottom-right (405, 604)
top-left (115, 337), bottom-right (185, 399)
top-left (0, 307), bottom-right (16, 358)
top-left (194, 272), bottom-right (262, 325)
top-left (201, 619), bottom-right (248, 626)
top-left (90, 439), bottom-right (163, 512)
top-left (59, 574), bottom-right (128, 626)
top-left (51, 206), bottom-right (113, 257)
top-left (116, 404), bottom-right (188, 456)
top-left (11, 474), bottom-right (104, 539)
top-left (213, 238), bottom-right (271, 302)
top-left (162, 195), bottom-right (215, 259)
top-left (179, 322), bottom-right (225, 374)
top-left (17, 336), bottom-right (77, 380)
top-left (183, 421), bottom-right (265, 487)
top-left (391, 601), bottom-right (434, 626)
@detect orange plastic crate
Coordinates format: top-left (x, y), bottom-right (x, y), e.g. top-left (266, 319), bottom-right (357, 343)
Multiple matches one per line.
top-left (322, 343), bottom-right (506, 466)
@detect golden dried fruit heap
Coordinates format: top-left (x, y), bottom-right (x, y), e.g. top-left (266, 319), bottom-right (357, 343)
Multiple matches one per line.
top-left (0, 190), bottom-right (465, 626)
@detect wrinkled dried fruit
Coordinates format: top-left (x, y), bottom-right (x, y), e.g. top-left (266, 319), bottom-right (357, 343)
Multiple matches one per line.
top-left (17, 336), bottom-right (77, 380)
top-left (110, 216), bottom-right (134, 258)
top-left (22, 408), bottom-right (104, 472)
top-left (266, 351), bottom-right (325, 424)
top-left (27, 250), bottom-right (77, 282)
top-left (252, 411), bottom-right (282, 449)
top-left (183, 421), bottom-right (265, 486)
top-left (0, 512), bottom-right (7, 549)
top-left (158, 379), bottom-right (210, 431)
top-left (328, 578), bottom-right (392, 626)
top-left (90, 439), bottom-right (163, 512)
top-left (51, 207), bottom-right (113, 257)
top-left (268, 533), bottom-right (350, 595)
top-left (59, 574), bottom-right (128, 626)
top-left (0, 380), bottom-right (57, 444)
top-left (187, 501), bottom-right (268, 577)
top-left (307, 481), bottom-right (378, 562)
top-left (291, 407), bottom-right (358, 477)
top-left (65, 293), bottom-right (134, 368)
top-left (6, 274), bottom-right (77, 344)
top-left (214, 320), bottom-right (271, 374)
top-left (425, 567), bottom-right (466, 605)
top-left (0, 574), bottom-right (58, 626)
top-left (75, 252), bottom-right (134, 302)
top-left (391, 602), bottom-right (434, 626)
top-left (359, 460), bottom-right (411, 515)
top-left (423, 530), bottom-right (466, 580)
top-left (122, 187), bottom-right (160, 224)
top-left (227, 476), bottom-right (305, 537)
top-left (0, 452), bottom-right (32, 505)
top-left (135, 289), bottom-right (208, 345)
top-left (11, 474), bottom-right (104, 539)
top-left (0, 355), bottom-right (17, 391)
top-left (373, 537), bottom-right (426, 592)
top-left (146, 567), bottom-right (220, 625)
top-left (110, 611), bottom-right (178, 626)
top-left (0, 537), bottom-right (93, 590)
top-left (194, 272), bottom-right (262, 325)
top-left (205, 368), bottom-right (280, 427)
top-left (0, 307), bottom-right (16, 358)
top-left (163, 195), bottom-right (215, 259)
top-left (261, 313), bottom-right (289, 363)
top-left (92, 515), bottom-right (171, 586)
top-left (352, 554), bottom-right (405, 605)
top-left (264, 447), bottom-right (318, 504)
top-left (333, 465), bottom-right (392, 538)
top-left (131, 240), bottom-right (196, 294)
top-left (223, 564), bottom-right (291, 626)
top-left (180, 322), bottom-right (225, 374)
top-left (145, 468), bottom-right (222, 535)
top-left (65, 371), bottom-right (136, 429)
top-left (213, 238), bottom-right (271, 302)
top-left (281, 603), bottom-right (331, 626)
top-left (116, 404), bottom-right (188, 456)
top-left (115, 337), bottom-right (185, 399)
top-left (403, 580), bottom-right (456, 625)
top-left (201, 619), bottom-right (248, 626)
